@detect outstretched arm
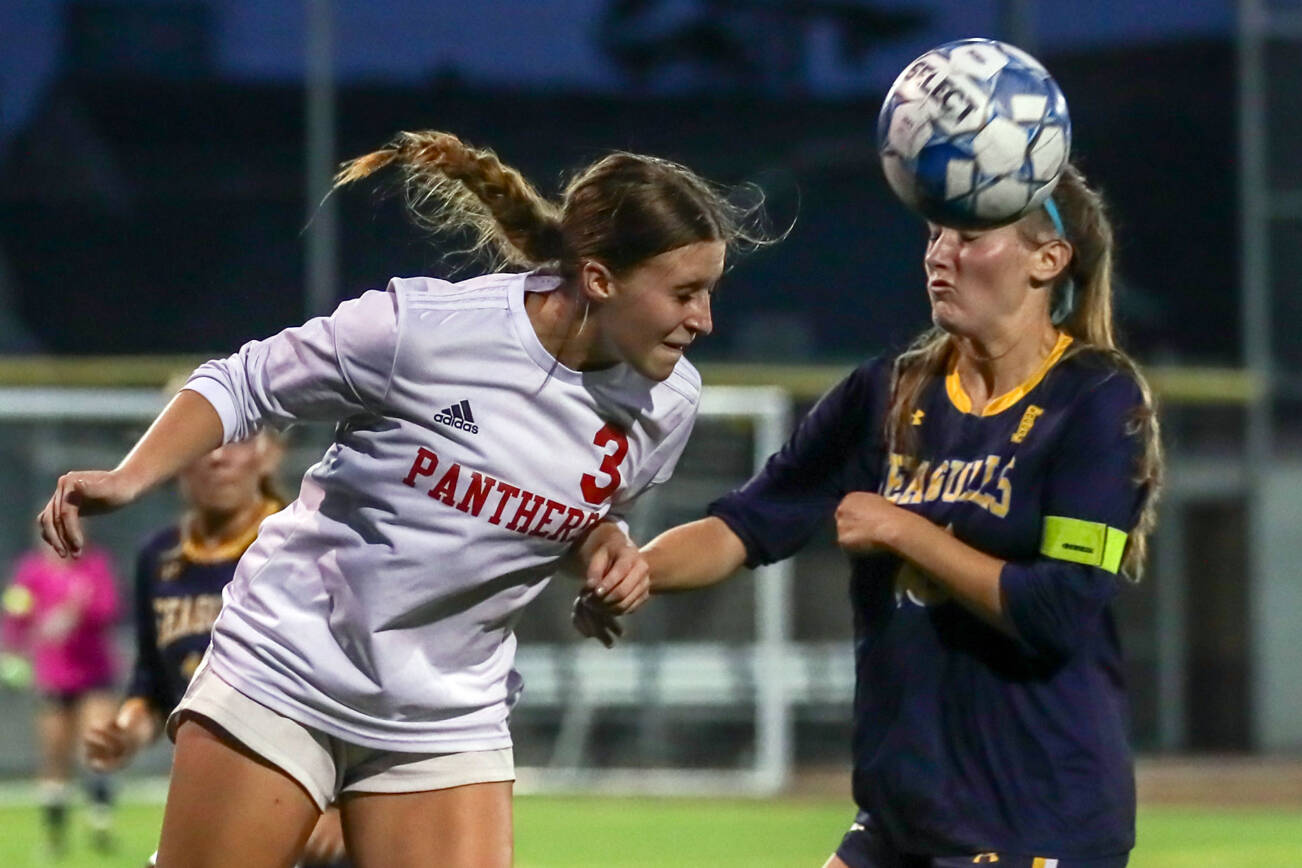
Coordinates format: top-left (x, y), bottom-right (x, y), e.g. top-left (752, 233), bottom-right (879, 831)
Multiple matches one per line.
top-left (39, 390), bottom-right (223, 558)
top-left (643, 517), bottom-right (748, 593)
top-left (570, 517), bottom-right (747, 646)
top-left (42, 288), bottom-right (403, 559)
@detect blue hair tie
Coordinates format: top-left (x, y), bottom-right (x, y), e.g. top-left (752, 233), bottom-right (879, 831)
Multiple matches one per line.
top-left (1043, 196), bottom-right (1075, 324)
top-left (1043, 196), bottom-right (1066, 237)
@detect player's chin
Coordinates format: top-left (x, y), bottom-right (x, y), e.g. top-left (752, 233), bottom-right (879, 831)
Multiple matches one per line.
top-left (930, 304), bottom-right (965, 335)
top-left (638, 344), bottom-right (685, 380)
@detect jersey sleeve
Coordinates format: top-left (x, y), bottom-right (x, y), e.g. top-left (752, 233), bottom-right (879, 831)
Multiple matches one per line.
top-left (708, 361), bottom-right (888, 567)
top-left (184, 286), bottom-right (401, 443)
top-left (124, 544), bottom-right (170, 712)
top-left (1000, 371), bottom-right (1150, 660)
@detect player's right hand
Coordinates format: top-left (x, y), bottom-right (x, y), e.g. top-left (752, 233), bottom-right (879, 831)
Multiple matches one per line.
top-left (38, 469), bottom-right (140, 559)
top-left (84, 719), bottom-right (138, 772)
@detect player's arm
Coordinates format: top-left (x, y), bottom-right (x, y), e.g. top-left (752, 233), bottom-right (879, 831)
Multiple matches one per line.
top-left (567, 517), bottom-right (741, 646)
top-left (998, 375), bottom-right (1151, 659)
top-left (40, 390), bottom-right (224, 558)
top-left (836, 494), bottom-right (1012, 631)
top-left (89, 542), bottom-right (171, 771)
top-left (838, 374), bottom-right (1149, 650)
top-left (85, 696), bottom-right (164, 772)
top-left (41, 291), bottom-right (400, 559)
top-left (651, 363), bottom-right (886, 593)
top-left (642, 517), bottom-right (747, 592)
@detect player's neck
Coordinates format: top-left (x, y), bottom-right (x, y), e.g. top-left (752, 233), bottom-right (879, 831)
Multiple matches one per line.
top-left (524, 286), bottom-right (618, 371)
top-left (188, 497), bottom-right (269, 550)
top-left (953, 320), bottom-right (1060, 412)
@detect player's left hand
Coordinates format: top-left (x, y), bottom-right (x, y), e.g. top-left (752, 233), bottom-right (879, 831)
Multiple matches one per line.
top-left (835, 492), bottom-right (907, 553)
top-left (302, 805), bottom-right (346, 865)
top-left (571, 590), bottom-right (624, 648)
top-left (574, 521), bottom-right (651, 614)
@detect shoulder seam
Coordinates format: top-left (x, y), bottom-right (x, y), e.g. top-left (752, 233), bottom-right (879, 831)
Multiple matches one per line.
top-left (659, 363), bottom-right (703, 406)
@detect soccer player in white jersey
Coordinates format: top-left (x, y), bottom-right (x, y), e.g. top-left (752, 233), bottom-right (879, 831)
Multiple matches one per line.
top-left (38, 131), bottom-right (767, 868)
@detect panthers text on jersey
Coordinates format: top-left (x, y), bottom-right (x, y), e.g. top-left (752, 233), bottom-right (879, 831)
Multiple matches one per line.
top-left (184, 271), bottom-right (700, 751)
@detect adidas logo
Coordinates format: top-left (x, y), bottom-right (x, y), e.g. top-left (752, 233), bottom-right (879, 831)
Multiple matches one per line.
top-left (434, 399), bottom-right (479, 434)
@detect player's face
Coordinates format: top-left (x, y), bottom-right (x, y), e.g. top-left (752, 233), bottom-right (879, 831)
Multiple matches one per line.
top-left (923, 222), bottom-right (1043, 337)
top-left (597, 240), bottom-right (724, 381)
top-left (178, 436), bottom-right (274, 516)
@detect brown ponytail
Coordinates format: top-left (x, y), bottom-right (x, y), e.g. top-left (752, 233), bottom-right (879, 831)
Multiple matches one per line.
top-left (336, 131), bottom-right (563, 268)
top-left (336, 130), bottom-right (772, 278)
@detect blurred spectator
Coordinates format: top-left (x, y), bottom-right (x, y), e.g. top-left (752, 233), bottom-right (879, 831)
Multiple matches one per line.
top-left (2, 534), bottom-right (120, 855)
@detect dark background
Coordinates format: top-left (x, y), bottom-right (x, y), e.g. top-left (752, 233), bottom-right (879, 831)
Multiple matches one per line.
top-left (0, 1), bottom-right (1237, 365)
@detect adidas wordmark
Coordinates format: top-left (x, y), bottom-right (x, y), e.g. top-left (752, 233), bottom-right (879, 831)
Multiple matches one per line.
top-left (435, 399), bottom-right (479, 434)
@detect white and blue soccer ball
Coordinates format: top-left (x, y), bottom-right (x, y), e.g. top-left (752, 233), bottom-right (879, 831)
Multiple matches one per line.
top-left (877, 38), bottom-right (1071, 229)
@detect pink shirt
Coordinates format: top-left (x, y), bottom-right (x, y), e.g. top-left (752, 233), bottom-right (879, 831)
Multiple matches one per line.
top-left (2, 547), bottom-right (120, 693)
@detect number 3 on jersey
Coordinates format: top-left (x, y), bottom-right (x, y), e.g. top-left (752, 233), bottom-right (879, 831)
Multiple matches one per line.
top-left (581, 423), bottom-right (629, 504)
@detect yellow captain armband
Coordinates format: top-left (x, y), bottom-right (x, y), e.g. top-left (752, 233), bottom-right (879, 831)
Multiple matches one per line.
top-left (1040, 516), bottom-right (1128, 574)
top-left (2, 585), bottom-right (34, 617)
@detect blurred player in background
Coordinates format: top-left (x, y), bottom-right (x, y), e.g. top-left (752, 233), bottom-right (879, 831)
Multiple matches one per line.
top-left (82, 427), bottom-right (351, 866)
top-left (2, 531), bottom-right (120, 854)
top-left (39, 131), bottom-right (765, 868)
top-left (635, 163), bottom-right (1162, 867)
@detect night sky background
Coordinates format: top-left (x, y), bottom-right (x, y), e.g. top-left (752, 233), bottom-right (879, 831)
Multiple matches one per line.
top-left (0, 1), bottom-right (1242, 363)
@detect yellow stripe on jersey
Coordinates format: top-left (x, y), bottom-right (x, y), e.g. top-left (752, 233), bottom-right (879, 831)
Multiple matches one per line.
top-left (1040, 515), bottom-right (1128, 573)
top-left (1031, 858), bottom-right (1059, 868)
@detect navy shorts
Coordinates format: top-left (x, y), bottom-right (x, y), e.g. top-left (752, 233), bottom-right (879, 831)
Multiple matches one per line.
top-left (834, 811), bottom-right (1129, 868)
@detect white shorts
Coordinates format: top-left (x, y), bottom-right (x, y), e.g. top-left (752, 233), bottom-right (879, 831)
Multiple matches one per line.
top-left (168, 657), bottom-right (515, 811)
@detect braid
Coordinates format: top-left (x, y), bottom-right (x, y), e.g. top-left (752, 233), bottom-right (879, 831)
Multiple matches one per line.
top-left (335, 131), bottom-right (564, 268)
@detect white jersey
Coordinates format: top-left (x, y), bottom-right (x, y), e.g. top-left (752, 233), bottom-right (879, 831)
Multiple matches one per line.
top-left (184, 270), bottom-right (700, 751)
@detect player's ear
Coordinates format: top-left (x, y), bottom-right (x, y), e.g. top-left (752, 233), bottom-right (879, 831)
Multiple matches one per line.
top-left (1030, 238), bottom-right (1073, 285)
top-left (578, 259), bottom-right (617, 304)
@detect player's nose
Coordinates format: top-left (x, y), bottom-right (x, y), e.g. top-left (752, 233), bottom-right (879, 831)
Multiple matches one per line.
top-left (925, 230), bottom-right (958, 267)
top-left (685, 294), bottom-right (713, 336)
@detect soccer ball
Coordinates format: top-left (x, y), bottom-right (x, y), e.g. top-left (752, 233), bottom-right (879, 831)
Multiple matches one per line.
top-left (877, 38), bottom-right (1071, 229)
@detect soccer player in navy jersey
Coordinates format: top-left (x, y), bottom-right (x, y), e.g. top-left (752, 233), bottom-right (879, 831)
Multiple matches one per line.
top-left (40, 131), bottom-right (770, 868)
top-left (634, 163), bottom-right (1163, 867)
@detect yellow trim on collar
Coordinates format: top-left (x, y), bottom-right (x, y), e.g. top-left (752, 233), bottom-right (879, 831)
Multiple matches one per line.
top-left (181, 498), bottom-right (281, 564)
top-left (1040, 515), bottom-right (1128, 574)
top-left (945, 332), bottom-right (1073, 417)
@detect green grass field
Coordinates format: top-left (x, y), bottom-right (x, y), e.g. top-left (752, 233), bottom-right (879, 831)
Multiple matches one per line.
top-left (0, 797), bottom-right (1298, 867)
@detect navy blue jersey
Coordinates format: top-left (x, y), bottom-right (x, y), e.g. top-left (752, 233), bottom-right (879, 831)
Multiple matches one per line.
top-left (125, 501), bottom-right (280, 713)
top-left (710, 337), bottom-right (1147, 859)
